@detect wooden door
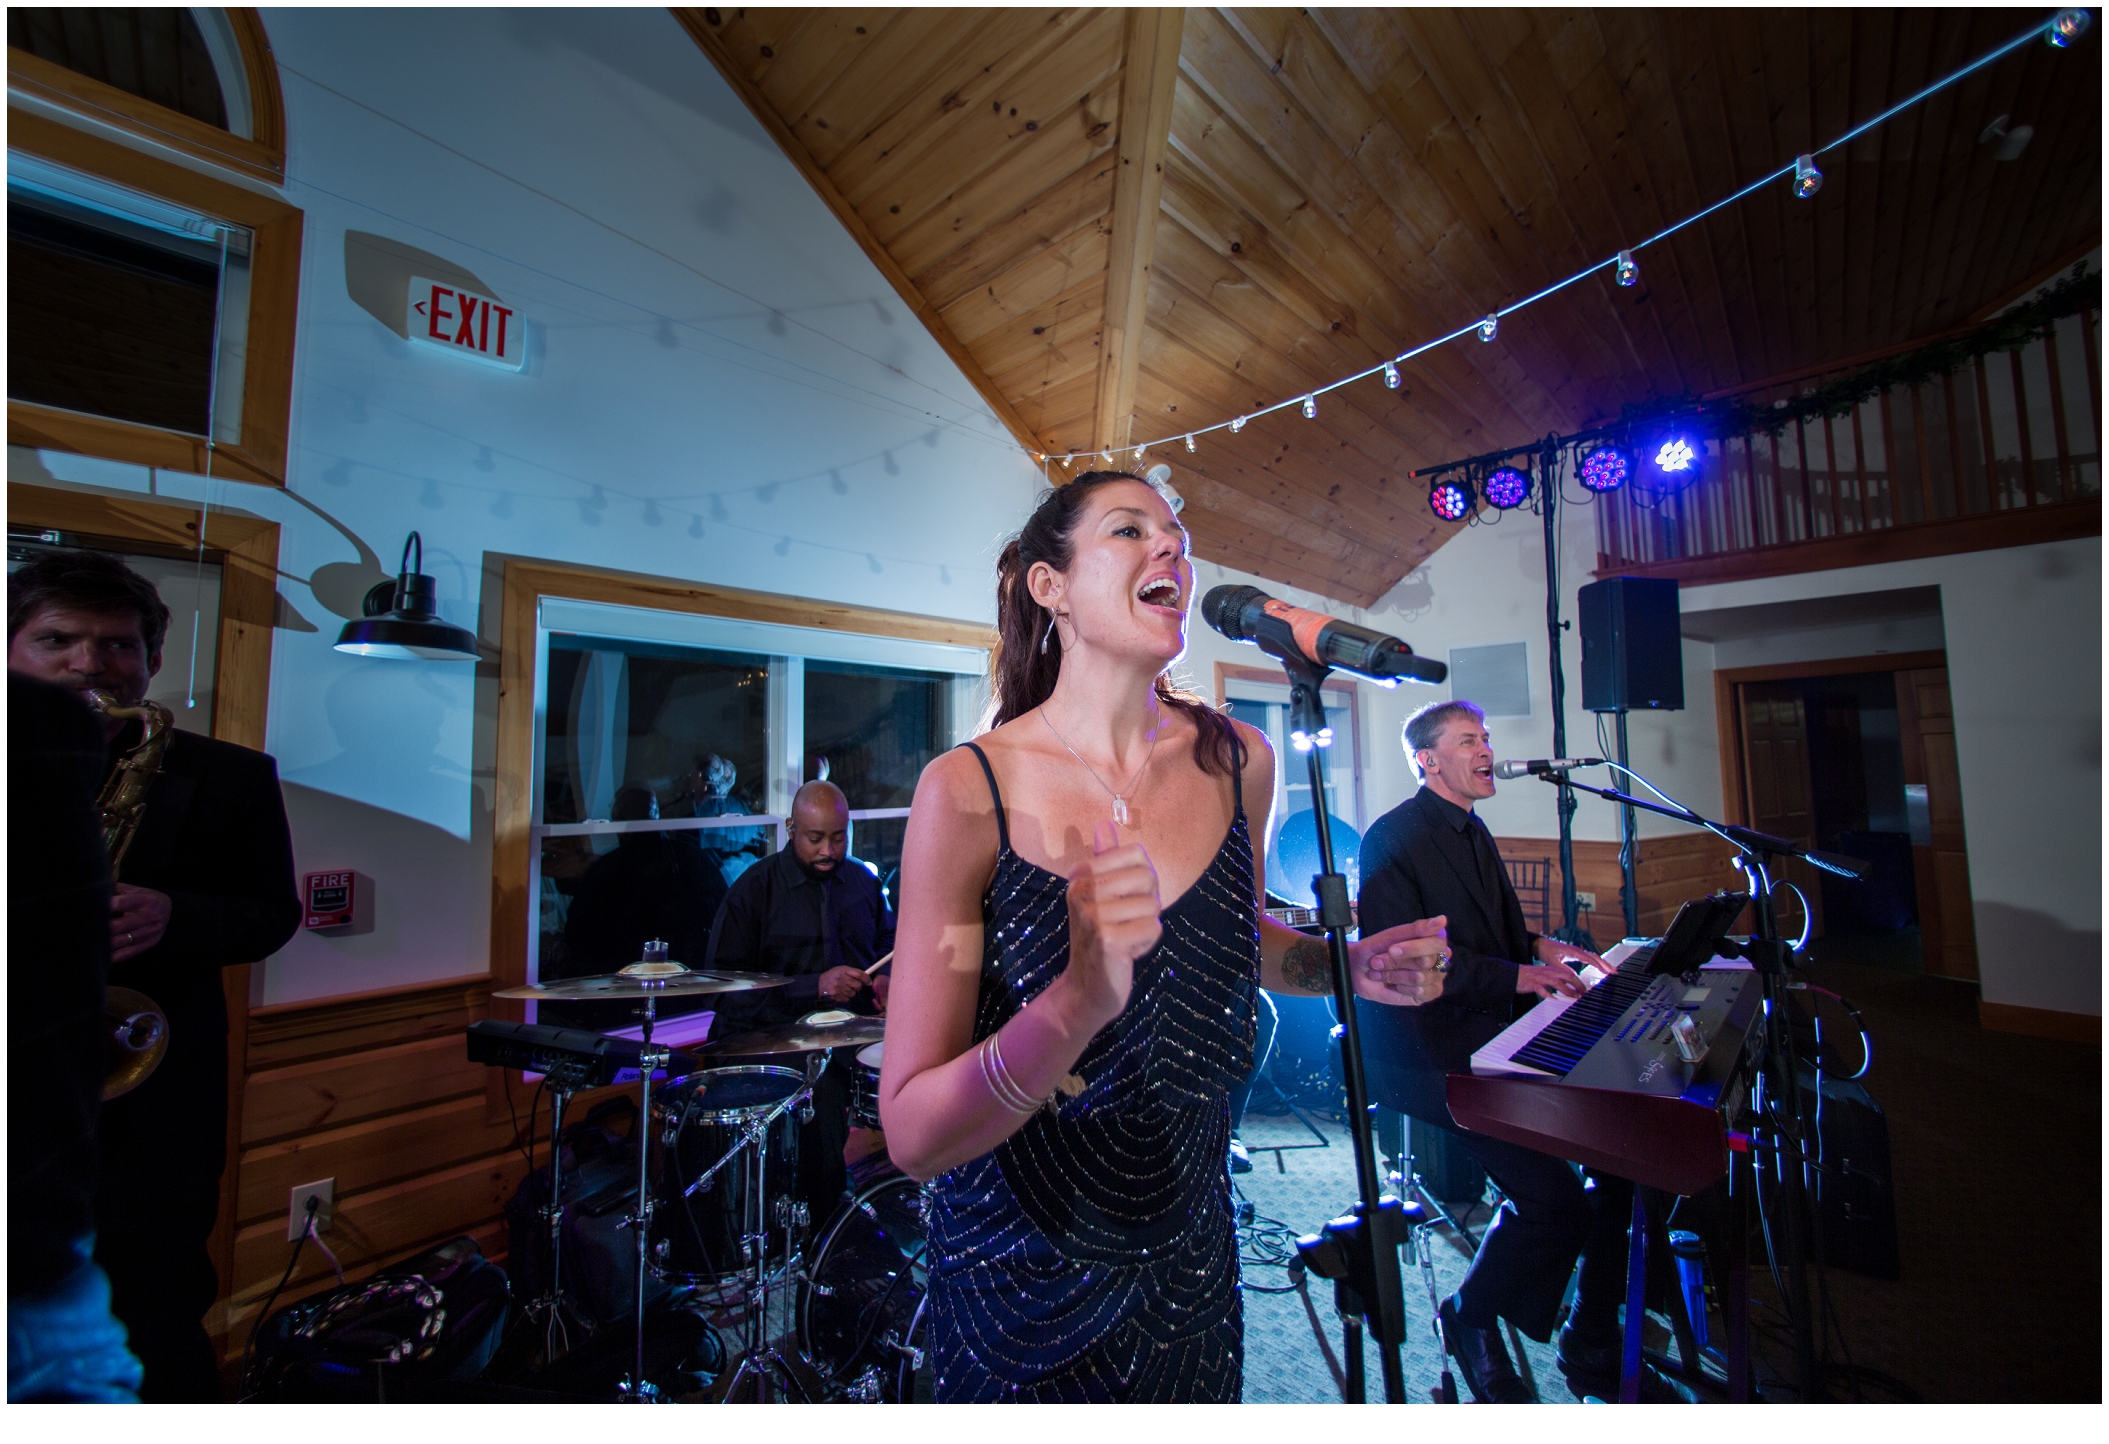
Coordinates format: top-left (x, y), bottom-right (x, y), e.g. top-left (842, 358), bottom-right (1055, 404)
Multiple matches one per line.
top-left (1897, 667), bottom-right (1979, 979)
top-left (1738, 682), bottom-right (1822, 939)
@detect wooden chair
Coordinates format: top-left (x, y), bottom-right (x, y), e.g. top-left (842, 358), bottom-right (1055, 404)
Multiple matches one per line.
top-left (1503, 856), bottom-right (1555, 934)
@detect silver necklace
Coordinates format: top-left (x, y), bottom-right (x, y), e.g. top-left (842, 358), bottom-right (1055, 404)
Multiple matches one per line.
top-left (1040, 706), bottom-right (1161, 827)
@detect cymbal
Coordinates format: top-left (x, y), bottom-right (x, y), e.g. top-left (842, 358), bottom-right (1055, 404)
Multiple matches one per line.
top-left (492, 965), bottom-right (789, 1001)
top-left (704, 1011), bottom-right (885, 1057)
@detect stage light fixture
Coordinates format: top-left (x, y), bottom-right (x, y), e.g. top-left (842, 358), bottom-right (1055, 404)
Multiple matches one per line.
top-left (1429, 474), bottom-right (1475, 522)
top-left (1641, 430), bottom-right (1705, 490)
top-left (1615, 249), bottom-right (1639, 287)
top-left (2048, 8), bottom-right (2090, 46)
top-left (1483, 464), bottom-right (1532, 509)
top-left (1477, 313), bottom-right (1499, 342)
top-left (1794, 154), bottom-right (1823, 198)
top-left (1578, 443), bottom-right (1632, 493)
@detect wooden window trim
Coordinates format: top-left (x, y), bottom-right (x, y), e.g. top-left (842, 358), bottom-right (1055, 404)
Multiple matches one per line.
top-left (6, 107), bottom-right (302, 488)
top-left (486, 558), bottom-right (995, 1114)
top-left (6, 8), bottom-right (285, 184)
top-left (6, 479), bottom-right (279, 1349)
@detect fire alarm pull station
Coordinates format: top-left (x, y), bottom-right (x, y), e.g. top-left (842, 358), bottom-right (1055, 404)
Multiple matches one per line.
top-left (304, 871), bottom-right (356, 930)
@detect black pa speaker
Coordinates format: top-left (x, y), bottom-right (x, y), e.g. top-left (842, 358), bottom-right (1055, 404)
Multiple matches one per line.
top-left (1579, 576), bottom-right (1684, 712)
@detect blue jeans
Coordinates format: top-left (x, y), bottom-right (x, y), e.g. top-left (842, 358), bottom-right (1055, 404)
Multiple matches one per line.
top-left (8, 1240), bottom-right (143, 1403)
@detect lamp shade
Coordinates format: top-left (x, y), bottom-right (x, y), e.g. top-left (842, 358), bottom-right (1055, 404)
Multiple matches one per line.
top-left (334, 532), bottom-right (481, 661)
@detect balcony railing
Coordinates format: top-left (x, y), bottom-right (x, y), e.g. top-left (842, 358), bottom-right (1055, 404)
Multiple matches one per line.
top-left (1596, 310), bottom-right (2101, 579)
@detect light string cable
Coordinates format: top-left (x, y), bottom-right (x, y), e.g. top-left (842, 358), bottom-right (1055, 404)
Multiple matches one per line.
top-left (185, 220), bottom-right (231, 712)
top-left (1037, 11), bottom-right (2072, 467)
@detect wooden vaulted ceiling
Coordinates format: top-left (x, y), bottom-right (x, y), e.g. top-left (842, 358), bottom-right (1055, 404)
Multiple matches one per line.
top-left (678, 8), bottom-right (2101, 606)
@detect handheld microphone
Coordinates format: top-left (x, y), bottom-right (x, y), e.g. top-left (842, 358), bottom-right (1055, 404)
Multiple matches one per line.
top-left (1492, 757), bottom-right (1606, 779)
top-left (1201, 585), bottom-right (1446, 685)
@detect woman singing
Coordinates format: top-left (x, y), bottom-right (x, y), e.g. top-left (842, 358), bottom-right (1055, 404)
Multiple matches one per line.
top-left (880, 472), bottom-right (1451, 1402)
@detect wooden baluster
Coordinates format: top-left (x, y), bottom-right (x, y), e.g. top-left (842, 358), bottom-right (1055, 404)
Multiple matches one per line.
top-left (2008, 348), bottom-right (2036, 506)
top-left (1973, 355), bottom-right (2002, 510)
top-left (2042, 328), bottom-right (2074, 503)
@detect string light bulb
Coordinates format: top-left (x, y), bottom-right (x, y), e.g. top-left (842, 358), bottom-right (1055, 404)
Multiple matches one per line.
top-left (1184, 433), bottom-right (1196, 452)
top-left (1231, 416), bottom-right (1247, 433)
top-left (1793, 154), bottom-right (1823, 198)
top-left (1383, 362), bottom-right (1400, 389)
top-left (2048, 8), bottom-right (2090, 46)
top-left (1134, 444), bottom-right (1147, 458)
top-left (1615, 249), bottom-right (1639, 287)
top-left (1101, 450), bottom-right (1112, 463)
top-left (1477, 314), bottom-right (1499, 343)
top-left (1301, 395), bottom-right (1317, 419)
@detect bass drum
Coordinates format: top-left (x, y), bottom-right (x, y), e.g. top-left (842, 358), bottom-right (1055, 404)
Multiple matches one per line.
top-left (798, 1172), bottom-right (932, 1403)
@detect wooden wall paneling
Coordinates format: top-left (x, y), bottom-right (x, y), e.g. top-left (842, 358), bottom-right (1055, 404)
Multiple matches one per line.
top-left (1092, 7), bottom-right (1184, 453)
top-left (241, 1032), bottom-right (489, 1144)
top-left (913, 157), bottom-right (1117, 311)
top-left (801, 11), bottom-right (1070, 172)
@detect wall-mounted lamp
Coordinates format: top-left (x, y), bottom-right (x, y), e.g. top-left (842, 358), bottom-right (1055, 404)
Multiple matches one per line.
top-left (333, 532), bottom-right (481, 661)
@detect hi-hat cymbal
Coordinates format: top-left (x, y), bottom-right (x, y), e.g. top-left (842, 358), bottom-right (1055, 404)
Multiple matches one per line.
top-left (492, 966), bottom-right (789, 1001)
top-left (704, 1011), bottom-right (885, 1056)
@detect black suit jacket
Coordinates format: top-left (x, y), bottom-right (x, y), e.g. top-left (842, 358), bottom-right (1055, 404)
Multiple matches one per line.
top-left (1354, 786), bottom-right (1536, 1123)
top-left (99, 725), bottom-right (300, 1213)
top-left (8, 675), bottom-right (114, 1292)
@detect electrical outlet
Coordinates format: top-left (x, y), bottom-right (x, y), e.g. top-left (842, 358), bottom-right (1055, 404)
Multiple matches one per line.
top-left (1576, 891), bottom-right (1597, 912)
top-left (288, 1178), bottom-right (334, 1241)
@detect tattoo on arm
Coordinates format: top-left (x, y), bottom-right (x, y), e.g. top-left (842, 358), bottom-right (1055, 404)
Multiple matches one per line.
top-left (1281, 937), bottom-right (1332, 993)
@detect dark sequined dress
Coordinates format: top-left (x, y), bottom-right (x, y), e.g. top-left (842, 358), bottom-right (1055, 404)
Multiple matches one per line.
top-left (926, 741), bottom-right (1260, 1403)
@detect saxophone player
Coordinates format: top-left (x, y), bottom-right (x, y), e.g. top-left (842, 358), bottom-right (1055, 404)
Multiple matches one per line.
top-left (9, 550), bottom-right (300, 1402)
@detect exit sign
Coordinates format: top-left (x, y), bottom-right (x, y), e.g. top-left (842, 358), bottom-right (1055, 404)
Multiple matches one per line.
top-left (407, 277), bottom-right (525, 371)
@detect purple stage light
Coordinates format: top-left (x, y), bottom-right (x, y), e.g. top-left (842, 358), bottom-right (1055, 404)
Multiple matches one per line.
top-left (1579, 444), bottom-right (1630, 493)
top-left (1483, 465), bottom-right (1532, 509)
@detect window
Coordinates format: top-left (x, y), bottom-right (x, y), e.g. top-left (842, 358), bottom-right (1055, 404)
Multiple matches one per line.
top-left (8, 14), bottom-right (298, 485)
top-left (8, 8), bottom-right (285, 183)
top-left (9, 155), bottom-right (252, 443)
top-left (1217, 665), bottom-right (1365, 907)
top-left (526, 595), bottom-right (985, 1025)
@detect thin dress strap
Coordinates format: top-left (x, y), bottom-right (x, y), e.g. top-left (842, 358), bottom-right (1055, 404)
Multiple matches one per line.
top-left (1229, 726), bottom-right (1246, 816)
top-left (960, 740), bottom-right (1011, 852)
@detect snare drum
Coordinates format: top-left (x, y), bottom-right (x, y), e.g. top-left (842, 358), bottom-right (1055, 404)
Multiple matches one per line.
top-left (847, 1042), bottom-right (885, 1130)
top-left (665, 1065), bottom-right (806, 1275)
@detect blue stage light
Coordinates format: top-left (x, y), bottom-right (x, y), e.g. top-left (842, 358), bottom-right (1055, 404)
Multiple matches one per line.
top-left (1429, 475), bottom-right (1475, 521)
top-left (1642, 430), bottom-right (1705, 490)
top-left (1483, 464), bottom-right (1532, 509)
top-left (1578, 444), bottom-right (1631, 493)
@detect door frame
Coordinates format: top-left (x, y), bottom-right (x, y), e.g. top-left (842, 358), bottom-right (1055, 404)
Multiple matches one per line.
top-left (1711, 650), bottom-right (1947, 826)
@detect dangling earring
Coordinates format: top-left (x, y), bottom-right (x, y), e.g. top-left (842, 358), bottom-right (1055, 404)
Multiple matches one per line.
top-left (1040, 610), bottom-right (1057, 654)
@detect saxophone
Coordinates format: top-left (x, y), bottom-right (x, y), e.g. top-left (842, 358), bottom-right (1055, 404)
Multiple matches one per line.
top-left (85, 689), bottom-right (174, 1101)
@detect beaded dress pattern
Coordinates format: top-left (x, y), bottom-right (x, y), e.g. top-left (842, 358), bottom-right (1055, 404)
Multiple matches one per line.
top-left (927, 741), bottom-right (1260, 1402)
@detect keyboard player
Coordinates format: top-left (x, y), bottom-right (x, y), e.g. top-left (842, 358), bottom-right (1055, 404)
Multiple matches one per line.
top-left (1356, 700), bottom-right (1636, 1402)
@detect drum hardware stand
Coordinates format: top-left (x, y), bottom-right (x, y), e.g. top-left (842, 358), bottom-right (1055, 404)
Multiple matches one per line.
top-left (1544, 773), bottom-right (1869, 1403)
top-left (615, 973), bottom-right (670, 1399)
top-left (686, 1058), bottom-right (826, 1403)
top-left (518, 1061), bottom-right (594, 1369)
top-left (1268, 651), bottom-right (1422, 1404)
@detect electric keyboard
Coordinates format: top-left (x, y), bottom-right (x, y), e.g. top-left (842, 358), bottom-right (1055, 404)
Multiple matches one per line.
top-left (1445, 939), bottom-right (1762, 1195)
top-left (466, 1018), bottom-right (694, 1088)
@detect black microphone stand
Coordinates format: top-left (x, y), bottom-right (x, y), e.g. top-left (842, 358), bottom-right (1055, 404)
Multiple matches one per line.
top-left (1261, 650), bottom-right (1418, 1403)
top-left (1541, 771), bottom-right (1864, 1402)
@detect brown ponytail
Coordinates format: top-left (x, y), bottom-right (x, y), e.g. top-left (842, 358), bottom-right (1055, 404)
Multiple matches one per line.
top-left (987, 472), bottom-right (1241, 778)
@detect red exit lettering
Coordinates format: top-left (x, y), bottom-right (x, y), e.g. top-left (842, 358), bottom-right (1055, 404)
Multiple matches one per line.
top-left (407, 276), bottom-right (524, 371)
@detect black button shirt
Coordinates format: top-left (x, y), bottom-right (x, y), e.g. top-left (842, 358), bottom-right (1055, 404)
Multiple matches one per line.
top-left (703, 846), bottom-right (895, 1040)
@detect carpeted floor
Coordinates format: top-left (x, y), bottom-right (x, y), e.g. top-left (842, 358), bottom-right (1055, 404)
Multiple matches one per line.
top-left (1231, 925), bottom-right (2102, 1405)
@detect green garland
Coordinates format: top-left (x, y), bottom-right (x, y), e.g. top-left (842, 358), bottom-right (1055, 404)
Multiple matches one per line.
top-left (1619, 265), bottom-right (2100, 441)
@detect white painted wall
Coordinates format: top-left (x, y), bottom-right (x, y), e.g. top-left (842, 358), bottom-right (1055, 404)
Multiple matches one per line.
top-left (13, 8), bottom-right (1039, 1005)
top-left (1681, 538), bottom-right (2101, 1017)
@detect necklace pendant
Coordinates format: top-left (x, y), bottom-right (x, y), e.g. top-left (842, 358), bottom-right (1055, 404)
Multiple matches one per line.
top-left (1111, 795), bottom-right (1130, 827)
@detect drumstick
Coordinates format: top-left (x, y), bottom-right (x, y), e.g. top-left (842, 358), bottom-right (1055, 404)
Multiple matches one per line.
top-left (860, 949), bottom-right (894, 976)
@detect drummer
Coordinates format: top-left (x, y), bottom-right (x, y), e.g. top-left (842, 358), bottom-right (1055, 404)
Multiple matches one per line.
top-left (704, 780), bottom-right (894, 1216)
